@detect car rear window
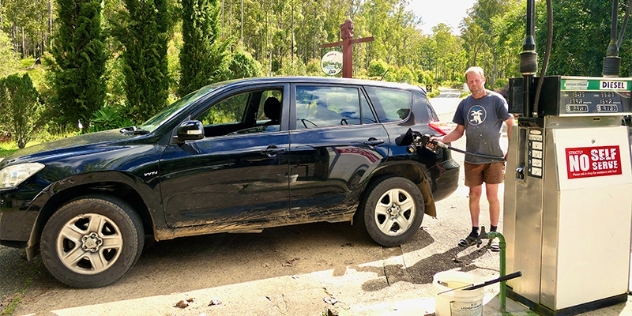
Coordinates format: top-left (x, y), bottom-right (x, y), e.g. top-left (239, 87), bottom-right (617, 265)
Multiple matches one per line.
top-left (295, 85), bottom-right (376, 128)
top-left (364, 87), bottom-right (412, 123)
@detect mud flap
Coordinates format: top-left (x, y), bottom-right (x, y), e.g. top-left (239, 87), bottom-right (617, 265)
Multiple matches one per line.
top-left (416, 174), bottom-right (436, 218)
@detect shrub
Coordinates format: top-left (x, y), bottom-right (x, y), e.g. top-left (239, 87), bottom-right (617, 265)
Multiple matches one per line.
top-left (89, 105), bottom-right (135, 132)
top-left (225, 49), bottom-right (262, 79)
top-left (0, 74), bottom-right (43, 149)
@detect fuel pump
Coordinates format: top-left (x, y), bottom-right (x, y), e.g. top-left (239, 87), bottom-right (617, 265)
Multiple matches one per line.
top-left (503, 0), bottom-right (632, 315)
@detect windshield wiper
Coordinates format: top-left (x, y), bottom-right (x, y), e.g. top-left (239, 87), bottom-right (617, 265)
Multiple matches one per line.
top-left (119, 126), bottom-right (150, 135)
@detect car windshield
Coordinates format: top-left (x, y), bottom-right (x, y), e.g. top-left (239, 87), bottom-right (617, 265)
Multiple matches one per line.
top-left (138, 84), bottom-right (220, 132)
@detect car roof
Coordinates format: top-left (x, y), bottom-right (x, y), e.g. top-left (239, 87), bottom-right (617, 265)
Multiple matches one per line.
top-left (214, 76), bottom-right (423, 91)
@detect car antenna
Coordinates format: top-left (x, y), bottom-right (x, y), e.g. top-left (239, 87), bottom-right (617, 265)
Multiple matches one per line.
top-left (380, 70), bottom-right (388, 81)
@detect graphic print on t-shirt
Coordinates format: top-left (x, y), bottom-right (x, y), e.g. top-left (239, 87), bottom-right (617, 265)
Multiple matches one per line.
top-left (468, 105), bottom-right (487, 126)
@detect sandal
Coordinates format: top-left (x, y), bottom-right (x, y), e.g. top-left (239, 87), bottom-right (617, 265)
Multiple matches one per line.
top-left (490, 240), bottom-right (500, 252)
top-left (458, 234), bottom-right (480, 247)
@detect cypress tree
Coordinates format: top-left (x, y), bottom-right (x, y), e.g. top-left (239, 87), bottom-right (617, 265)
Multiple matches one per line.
top-left (113, 0), bottom-right (170, 123)
top-left (179, 0), bottom-right (229, 96)
top-left (0, 74), bottom-right (43, 149)
top-left (50, 0), bottom-right (107, 132)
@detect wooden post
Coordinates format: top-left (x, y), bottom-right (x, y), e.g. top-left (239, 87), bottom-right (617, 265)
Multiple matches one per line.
top-left (321, 18), bottom-right (374, 78)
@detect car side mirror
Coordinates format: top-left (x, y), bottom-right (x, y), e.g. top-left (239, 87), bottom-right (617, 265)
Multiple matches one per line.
top-left (176, 120), bottom-right (205, 142)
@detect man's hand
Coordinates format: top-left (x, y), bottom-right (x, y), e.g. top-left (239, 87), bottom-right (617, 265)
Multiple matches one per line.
top-left (426, 136), bottom-right (445, 153)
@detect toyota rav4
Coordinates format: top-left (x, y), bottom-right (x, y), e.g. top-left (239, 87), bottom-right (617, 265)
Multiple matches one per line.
top-left (0, 76), bottom-right (459, 288)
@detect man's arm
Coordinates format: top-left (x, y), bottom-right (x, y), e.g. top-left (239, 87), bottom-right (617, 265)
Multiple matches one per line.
top-left (504, 116), bottom-right (514, 143)
top-left (504, 116), bottom-right (515, 160)
top-left (438, 124), bottom-right (465, 144)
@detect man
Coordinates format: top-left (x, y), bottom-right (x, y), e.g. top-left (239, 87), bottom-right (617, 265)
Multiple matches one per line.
top-left (434, 66), bottom-right (513, 252)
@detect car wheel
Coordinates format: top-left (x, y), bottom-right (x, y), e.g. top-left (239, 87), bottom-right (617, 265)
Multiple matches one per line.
top-left (357, 176), bottom-right (424, 247)
top-left (40, 195), bottom-right (144, 288)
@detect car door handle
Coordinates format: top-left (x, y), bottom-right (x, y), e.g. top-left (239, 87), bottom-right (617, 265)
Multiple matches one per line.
top-left (261, 146), bottom-right (286, 156)
top-left (363, 139), bottom-right (384, 146)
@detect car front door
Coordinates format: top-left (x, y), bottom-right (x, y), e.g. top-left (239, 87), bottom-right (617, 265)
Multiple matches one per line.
top-left (287, 84), bottom-right (390, 220)
top-left (159, 86), bottom-right (292, 229)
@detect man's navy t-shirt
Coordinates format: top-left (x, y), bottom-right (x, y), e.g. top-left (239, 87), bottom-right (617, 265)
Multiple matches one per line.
top-left (452, 91), bottom-right (512, 164)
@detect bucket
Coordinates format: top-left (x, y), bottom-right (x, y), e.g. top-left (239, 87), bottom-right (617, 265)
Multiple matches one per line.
top-left (433, 270), bottom-right (484, 316)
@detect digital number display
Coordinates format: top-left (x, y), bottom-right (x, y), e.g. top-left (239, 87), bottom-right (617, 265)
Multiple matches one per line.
top-left (560, 91), bottom-right (631, 115)
top-left (597, 104), bottom-right (618, 112)
top-left (566, 104), bottom-right (589, 113)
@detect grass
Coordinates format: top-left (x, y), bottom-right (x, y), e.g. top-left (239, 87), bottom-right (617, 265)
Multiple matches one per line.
top-left (0, 129), bottom-right (77, 159)
top-left (0, 142), bottom-right (19, 158)
top-left (1, 284), bottom-right (27, 316)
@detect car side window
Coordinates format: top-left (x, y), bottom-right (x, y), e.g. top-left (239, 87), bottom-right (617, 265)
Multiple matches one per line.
top-left (364, 87), bottom-right (412, 123)
top-left (255, 90), bottom-right (283, 124)
top-left (295, 86), bottom-right (376, 129)
top-left (197, 93), bottom-right (249, 125)
top-left (196, 89), bottom-right (285, 136)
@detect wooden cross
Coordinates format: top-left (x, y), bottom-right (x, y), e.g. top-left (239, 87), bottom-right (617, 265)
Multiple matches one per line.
top-left (321, 18), bottom-right (374, 78)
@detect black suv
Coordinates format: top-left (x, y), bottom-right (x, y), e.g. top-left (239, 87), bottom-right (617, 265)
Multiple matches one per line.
top-left (0, 76), bottom-right (459, 288)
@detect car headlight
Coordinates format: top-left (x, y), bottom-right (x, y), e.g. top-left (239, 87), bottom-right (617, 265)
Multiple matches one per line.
top-left (0, 163), bottom-right (45, 189)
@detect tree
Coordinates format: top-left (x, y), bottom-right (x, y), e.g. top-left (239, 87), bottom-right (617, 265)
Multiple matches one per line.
top-left (464, 0), bottom-right (520, 87)
top-left (432, 23), bottom-right (463, 83)
top-left (50, 0), bottom-right (107, 132)
top-left (226, 49), bottom-right (262, 79)
top-left (493, 1), bottom-right (525, 82)
top-left (0, 73), bottom-right (42, 148)
top-left (0, 30), bottom-right (19, 77)
top-left (536, 0), bottom-right (632, 77)
top-left (1, 0), bottom-right (51, 59)
top-left (179, 0), bottom-right (229, 96)
top-left (112, 0), bottom-right (170, 123)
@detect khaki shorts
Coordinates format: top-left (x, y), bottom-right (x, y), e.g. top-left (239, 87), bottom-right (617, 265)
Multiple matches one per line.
top-left (464, 162), bottom-right (505, 187)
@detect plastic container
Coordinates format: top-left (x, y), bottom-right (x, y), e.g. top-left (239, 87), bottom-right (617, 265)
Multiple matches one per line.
top-left (433, 270), bottom-right (484, 316)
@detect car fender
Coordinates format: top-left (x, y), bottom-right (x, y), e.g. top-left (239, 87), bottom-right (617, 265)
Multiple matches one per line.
top-left (22, 171), bottom-right (162, 260)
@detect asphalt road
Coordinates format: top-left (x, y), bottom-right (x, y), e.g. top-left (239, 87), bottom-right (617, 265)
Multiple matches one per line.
top-left (12, 88), bottom-right (627, 316)
top-left (431, 88), bottom-right (462, 99)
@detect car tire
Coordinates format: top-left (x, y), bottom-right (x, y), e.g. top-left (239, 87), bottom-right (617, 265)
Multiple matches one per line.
top-left (40, 195), bottom-right (144, 288)
top-left (357, 176), bottom-right (424, 247)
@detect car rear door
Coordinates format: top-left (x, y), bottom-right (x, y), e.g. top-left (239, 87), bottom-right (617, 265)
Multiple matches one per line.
top-left (286, 83), bottom-right (390, 220)
top-left (159, 85), bottom-right (292, 229)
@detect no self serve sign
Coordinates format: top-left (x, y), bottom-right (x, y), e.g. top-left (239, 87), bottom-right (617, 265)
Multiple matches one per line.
top-left (565, 146), bottom-right (622, 179)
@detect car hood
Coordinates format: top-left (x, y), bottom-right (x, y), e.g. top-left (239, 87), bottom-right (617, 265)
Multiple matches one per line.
top-left (2, 129), bottom-right (134, 166)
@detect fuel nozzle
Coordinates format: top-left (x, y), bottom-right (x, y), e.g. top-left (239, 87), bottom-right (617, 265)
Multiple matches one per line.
top-left (407, 134), bottom-right (446, 154)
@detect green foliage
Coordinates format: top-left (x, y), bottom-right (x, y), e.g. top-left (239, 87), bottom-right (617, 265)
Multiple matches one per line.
top-left (0, 141), bottom-right (19, 158)
top-left (33, 126), bottom-right (79, 143)
top-left (536, 0), bottom-right (632, 77)
top-left (11, 0), bottom-right (630, 142)
top-left (179, 0), bottom-right (229, 95)
top-left (427, 89), bottom-right (441, 98)
top-left (494, 78), bottom-right (509, 90)
top-left (368, 59), bottom-right (390, 78)
top-left (305, 58), bottom-right (324, 76)
top-left (50, 0), bottom-right (108, 133)
top-left (112, 0), bottom-right (170, 123)
top-left (0, 31), bottom-right (20, 78)
top-left (104, 56), bottom-right (127, 108)
top-left (416, 69), bottom-right (435, 85)
top-left (89, 105), bottom-right (135, 132)
top-left (226, 49), bottom-right (263, 79)
top-left (0, 74), bottom-right (43, 149)
top-left (460, 0), bottom-right (522, 87)
top-left (394, 66), bottom-right (415, 84)
top-left (278, 58), bottom-right (307, 76)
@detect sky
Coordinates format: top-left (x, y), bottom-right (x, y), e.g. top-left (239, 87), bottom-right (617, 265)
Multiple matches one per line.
top-left (408, 0), bottom-right (477, 34)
